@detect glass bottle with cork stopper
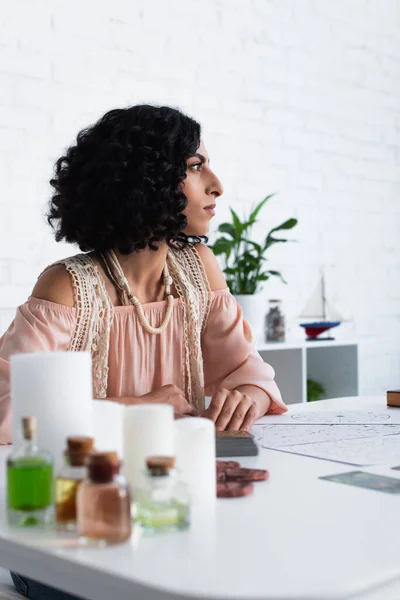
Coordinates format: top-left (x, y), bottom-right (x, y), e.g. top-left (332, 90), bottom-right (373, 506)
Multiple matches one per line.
top-left (7, 416), bottom-right (53, 527)
top-left (76, 451), bottom-right (131, 545)
top-left (134, 456), bottom-right (190, 533)
top-left (55, 436), bottom-right (94, 531)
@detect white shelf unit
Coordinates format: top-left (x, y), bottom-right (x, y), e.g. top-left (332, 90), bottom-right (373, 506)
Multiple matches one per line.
top-left (257, 340), bottom-right (359, 404)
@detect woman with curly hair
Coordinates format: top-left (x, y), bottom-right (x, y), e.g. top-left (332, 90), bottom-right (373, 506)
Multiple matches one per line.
top-left (0, 104), bottom-right (286, 444)
top-left (1, 104), bottom-right (286, 599)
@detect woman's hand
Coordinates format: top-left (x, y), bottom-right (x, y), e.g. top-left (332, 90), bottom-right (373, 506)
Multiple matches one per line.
top-left (201, 388), bottom-right (258, 432)
top-left (140, 384), bottom-right (196, 418)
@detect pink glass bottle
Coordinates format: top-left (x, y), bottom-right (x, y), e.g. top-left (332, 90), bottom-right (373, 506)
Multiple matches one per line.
top-left (77, 452), bottom-right (131, 545)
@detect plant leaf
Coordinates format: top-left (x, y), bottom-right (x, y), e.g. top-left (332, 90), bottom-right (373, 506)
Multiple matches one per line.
top-left (264, 269), bottom-right (287, 284)
top-left (263, 217), bottom-right (298, 252)
top-left (257, 274), bottom-right (270, 281)
top-left (230, 208), bottom-right (244, 239)
top-left (223, 267), bottom-right (237, 275)
top-left (267, 218), bottom-right (298, 236)
top-left (264, 236), bottom-right (289, 251)
top-left (247, 194), bottom-right (275, 226)
top-left (211, 237), bottom-right (233, 258)
top-left (241, 238), bottom-right (262, 254)
top-left (237, 253), bottom-right (259, 269)
top-left (218, 223), bottom-right (236, 238)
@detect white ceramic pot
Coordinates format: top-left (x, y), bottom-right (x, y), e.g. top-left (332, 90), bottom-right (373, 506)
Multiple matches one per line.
top-left (234, 294), bottom-right (266, 346)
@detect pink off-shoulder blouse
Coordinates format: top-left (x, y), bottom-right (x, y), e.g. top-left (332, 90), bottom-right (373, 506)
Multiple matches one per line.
top-left (0, 288), bottom-right (287, 444)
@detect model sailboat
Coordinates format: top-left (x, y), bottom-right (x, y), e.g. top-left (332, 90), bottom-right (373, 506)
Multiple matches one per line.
top-left (299, 275), bottom-right (344, 340)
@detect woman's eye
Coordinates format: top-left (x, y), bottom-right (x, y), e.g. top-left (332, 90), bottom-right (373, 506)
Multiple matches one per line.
top-left (190, 163), bottom-right (202, 171)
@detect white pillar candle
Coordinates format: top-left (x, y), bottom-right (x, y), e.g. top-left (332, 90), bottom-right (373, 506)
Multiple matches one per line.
top-left (122, 404), bottom-right (174, 487)
top-left (11, 352), bottom-right (93, 471)
top-left (175, 417), bottom-right (216, 505)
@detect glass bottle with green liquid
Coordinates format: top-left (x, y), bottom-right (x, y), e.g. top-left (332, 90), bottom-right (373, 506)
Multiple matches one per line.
top-left (134, 456), bottom-right (190, 533)
top-left (7, 416), bottom-right (53, 526)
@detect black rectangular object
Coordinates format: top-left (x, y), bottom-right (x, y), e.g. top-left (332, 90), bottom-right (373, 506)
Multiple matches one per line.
top-left (215, 431), bottom-right (259, 457)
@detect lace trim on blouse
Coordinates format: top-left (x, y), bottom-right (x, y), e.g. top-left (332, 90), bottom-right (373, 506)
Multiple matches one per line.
top-left (167, 246), bottom-right (212, 411)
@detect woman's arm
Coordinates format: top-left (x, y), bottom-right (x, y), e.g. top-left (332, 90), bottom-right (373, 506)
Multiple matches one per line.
top-left (196, 244), bottom-right (286, 431)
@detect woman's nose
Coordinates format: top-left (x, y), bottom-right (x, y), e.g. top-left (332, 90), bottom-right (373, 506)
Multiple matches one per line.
top-left (209, 171), bottom-right (224, 198)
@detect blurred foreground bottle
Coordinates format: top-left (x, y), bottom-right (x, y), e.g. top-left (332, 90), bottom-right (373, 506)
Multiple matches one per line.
top-left (55, 436), bottom-right (94, 531)
top-left (77, 452), bottom-right (131, 545)
top-left (134, 456), bottom-right (190, 533)
top-left (7, 416), bottom-right (53, 526)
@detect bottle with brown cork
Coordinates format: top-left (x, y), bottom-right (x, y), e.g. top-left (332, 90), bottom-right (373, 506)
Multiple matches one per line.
top-left (55, 436), bottom-right (94, 531)
top-left (76, 452), bottom-right (131, 545)
top-left (7, 416), bottom-right (53, 527)
top-left (134, 456), bottom-right (190, 533)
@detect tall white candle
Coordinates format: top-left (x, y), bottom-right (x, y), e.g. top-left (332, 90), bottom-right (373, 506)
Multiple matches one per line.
top-left (93, 400), bottom-right (124, 457)
top-left (175, 417), bottom-right (216, 505)
top-left (11, 352), bottom-right (93, 471)
top-left (122, 404), bottom-right (174, 487)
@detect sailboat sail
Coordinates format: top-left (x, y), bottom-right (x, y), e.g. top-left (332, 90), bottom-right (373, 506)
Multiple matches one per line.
top-left (299, 278), bottom-right (324, 319)
top-left (324, 300), bottom-right (344, 322)
top-left (299, 276), bottom-right (344, 322)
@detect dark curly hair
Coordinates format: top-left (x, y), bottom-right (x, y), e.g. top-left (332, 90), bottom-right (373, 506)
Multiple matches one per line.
top-left (47, 104), bottom-right (203, 253)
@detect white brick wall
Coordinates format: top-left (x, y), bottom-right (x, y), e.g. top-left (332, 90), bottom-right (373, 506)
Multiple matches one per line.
top-left (0, 0), bottom-right (399, 395)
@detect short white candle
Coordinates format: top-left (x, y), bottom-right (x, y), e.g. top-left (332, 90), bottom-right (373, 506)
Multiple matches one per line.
top-left (175, 417), bottom-right (216, 505)
top-left (122, 404), bottom-right (174, 487)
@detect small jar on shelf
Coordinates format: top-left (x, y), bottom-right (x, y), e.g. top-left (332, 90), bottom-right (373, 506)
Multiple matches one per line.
top-left (134, 456), bottom-right (190, 534)
top-left (55, 436), bottom-right (94, 531)
top-left (77, 452), bottom-right (131, 546)
top-left (265, 299), bottom-right (286, 342)
top-left (7, 416), bottom-right (53, 527)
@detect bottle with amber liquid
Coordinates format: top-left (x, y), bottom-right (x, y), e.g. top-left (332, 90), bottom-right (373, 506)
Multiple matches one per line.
top-left (7, 416), bottom-right (53, 527)
top-left (55, 436), bottom-right (94, 531)
top-left (77, 452), bottom-right (131, 545)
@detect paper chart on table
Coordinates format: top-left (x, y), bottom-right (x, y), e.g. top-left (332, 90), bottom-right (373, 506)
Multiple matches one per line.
top-left (273, 434), bottom-right (400, 466)
top-left (256, 409), bottom-right (400, 425)
top-left (251, 423), bottom-right (400, 466)
top-left (251, 423), bottom-right (400, 448)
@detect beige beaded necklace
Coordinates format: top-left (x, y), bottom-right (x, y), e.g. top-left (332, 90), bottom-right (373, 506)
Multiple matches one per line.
top-left (100, 249), bottom-right (174, 335)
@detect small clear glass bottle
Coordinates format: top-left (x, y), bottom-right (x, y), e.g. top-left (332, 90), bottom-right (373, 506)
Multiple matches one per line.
top-left (134, 456), bottom-right (190, 534)
top-left (77, 452), bottom-right (131, 545)
top-left (55, 436), bottom-right (94, 531)
top-left (265, 299), bottom-right (286, 342)
top-left (7, 416), bottom-right (53, 527)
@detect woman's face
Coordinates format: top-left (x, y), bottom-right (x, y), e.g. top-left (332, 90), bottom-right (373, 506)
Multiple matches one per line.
top-left (182, 140), bottom-right (224, 236)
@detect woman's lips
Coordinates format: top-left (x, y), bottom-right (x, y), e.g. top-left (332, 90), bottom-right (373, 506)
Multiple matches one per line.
top-left (204, 204), bottom-right (216, 216)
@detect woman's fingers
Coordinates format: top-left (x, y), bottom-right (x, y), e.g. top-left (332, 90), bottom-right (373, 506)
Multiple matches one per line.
top-left (215, 390), bottom-right (242, 432)
top-left (239, 403), bottom-right (258, 432)
top-left (227, 395), bottom-right (254, 431)
top-left (202, 389), bottom-right (228, 423)
top-left (184, 399), bottom-right (198, 416)
top-left (202, 389), bottom-right (257, 432)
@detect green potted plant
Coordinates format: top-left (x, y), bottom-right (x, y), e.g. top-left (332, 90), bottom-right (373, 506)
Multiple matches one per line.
top-left (307, 378), bottom-right (326, 402)
top-left (210, 194), bottom-right (297, 342)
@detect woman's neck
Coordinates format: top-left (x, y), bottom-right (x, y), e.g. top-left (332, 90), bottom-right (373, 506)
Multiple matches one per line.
top-left (112, 244), bottom-right (169, 302)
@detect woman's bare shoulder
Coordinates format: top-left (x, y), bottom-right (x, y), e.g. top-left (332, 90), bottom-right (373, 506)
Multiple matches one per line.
top-left (195, 244), bottom-right (227, 291)
top-left (31, 264), bottom-right (75, 307)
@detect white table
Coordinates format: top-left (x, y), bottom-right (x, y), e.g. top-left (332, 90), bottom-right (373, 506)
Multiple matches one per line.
top-left (1, 396), bottom-right (400, 600)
